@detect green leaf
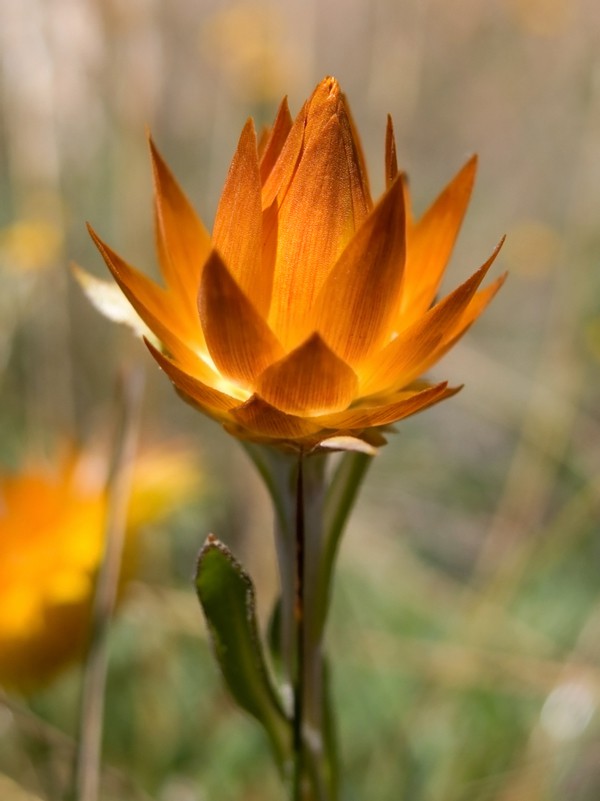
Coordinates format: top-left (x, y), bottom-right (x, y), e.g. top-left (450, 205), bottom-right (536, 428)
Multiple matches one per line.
top-left (310, 451), bottom-right (373, 641)
top-left (195, 535), bottom-right (291, 770)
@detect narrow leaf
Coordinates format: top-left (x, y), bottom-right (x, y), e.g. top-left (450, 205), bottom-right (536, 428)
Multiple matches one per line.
top-left (195, 535), bottom-right (290, 769)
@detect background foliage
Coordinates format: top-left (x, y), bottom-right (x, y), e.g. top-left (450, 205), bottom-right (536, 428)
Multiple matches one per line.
top-left (1, 0), bottom-right (600, 799)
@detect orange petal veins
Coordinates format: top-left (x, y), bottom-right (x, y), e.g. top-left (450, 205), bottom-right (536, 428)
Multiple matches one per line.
top-left (149, 136), bottom-right (212, 302)
top-left (315, 382), bottom-right (460, 430)
top-left (400, 156), bottom-right (478, 324)
top-left (261, 99), bottom-right (308, 210)
top-left (450, 270), bottom-right (507, 335)
top-left (145, 339), bottom-right (239, 418)
top-left (340, 90), bottom-right (373, 211)
top-left (259, 97), bottom-right (293, 184)
top-left (415, 270), bottom-right (508, 374)
top-left (88, 225), bottom-right (204, 355)
top-left (255, 333), bottom-right (358, 415)
top-left (198, 250), bottom-right (284, 388)
top-left (268, 81), bottom-right (371, 347)
top-left (359, 242), bottom-right (502, 396)
top-left (311, 175), bottom-right (406, 364)
top-left (230, 395), bottom-right (322, 442)
top-left (212, 120), bottom-right (270, 315)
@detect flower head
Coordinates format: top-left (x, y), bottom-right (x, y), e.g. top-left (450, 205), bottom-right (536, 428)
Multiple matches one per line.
top-left (0, 444), bottom-right (198, 691)
top-left (85, 77), bottom-right (504, 452)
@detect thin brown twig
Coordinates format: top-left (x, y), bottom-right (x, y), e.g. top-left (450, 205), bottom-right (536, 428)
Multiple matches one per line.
top-left (71, 365), bottom-right (144, 801)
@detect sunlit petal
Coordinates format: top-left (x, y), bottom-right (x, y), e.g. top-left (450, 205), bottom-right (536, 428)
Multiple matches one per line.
top-left (255, 333), bottom-right (358, 415)
top-left (414, 271), bottom-right (508, 374)
top-left (360, 241), bottom-right (503, 395)
top-left (312, 176), bottom-right (406, 364)
top-left (145, 339), bottom-right (239, 417)
top-left (399, 156), bottom-right (478, 324)
top-left (199, 250), bottom-right (284, 387)
top-left (212, 119), bottom-right (270, 315)
top-left (341, 89), bottom-right (373, 209)
top-left (315, 382), bottom-right (459, 429)
top-left (88, 224), bottom-right (205, 355)
top-left (230, 394), bottom-right (322, 442)
top-left (317, 436), bottom-right (377, 455)
top-left (149, 136), bottom-right (212, 303)
top-left (259, 97), bottom-right (293, 184)
top-left (72, 264), bottom-right (154, 341)
top-left (268, 78), bottom-right (371, 347)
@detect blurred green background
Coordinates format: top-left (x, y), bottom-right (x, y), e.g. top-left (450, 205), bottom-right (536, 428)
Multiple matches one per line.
top-left (1, 0), bottom-right (600, 799)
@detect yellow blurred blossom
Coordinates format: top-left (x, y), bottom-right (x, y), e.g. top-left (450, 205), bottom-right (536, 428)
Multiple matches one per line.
top-left (201, 1), bottom-right (294, 103)
top-left (0, 219), bottom-right (63, 273)
top-left (506, 0), bottom-right (572, 38)
top-left (0, 443), bottom-right (199, 691)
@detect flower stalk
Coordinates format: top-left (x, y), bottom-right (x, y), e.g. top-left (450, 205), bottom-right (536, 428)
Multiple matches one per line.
top-left (269, 453), bottom-right (333, 800)
top-left (292, 456), bottom-right (306, 800)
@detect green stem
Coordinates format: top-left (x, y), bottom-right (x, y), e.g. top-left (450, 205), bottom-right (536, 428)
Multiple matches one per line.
top-left (245, 445), bottom-right (373, 800)
top-left (317, 452), bottom-right (373, 640)
top-left (292, 456), bottom-right (305, 801)
top-left (273, 454), bottom-right (331, 800)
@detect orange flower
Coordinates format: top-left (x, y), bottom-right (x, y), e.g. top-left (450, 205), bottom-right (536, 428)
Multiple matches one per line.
top-left (0, 445), bottom-right (198, 691)
top-left (85, 77), bottom-right (504, 451)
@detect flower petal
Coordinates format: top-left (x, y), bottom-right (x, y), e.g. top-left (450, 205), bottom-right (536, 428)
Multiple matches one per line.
top-left (261, 99), bottom-right (308, 210)
top-left (259, 97), bottom-right (293, 184)
top-left (311, 175), bottom-right (406, 364)
top-left (255, 333), bottom-right (358, 415)
top-left (315, 382), bottom-right (460, 429)
top-left (212, 120), bottom-right (270, 315)
top-left (385, 115), bottom-right (398, 189)
top-left (145, 339), bottom-right (239, 418)
top-left (149, 136), bottom-right (212, 302)
top-left (198, 250), bottom-right (284, 387)
top-left (72, 264), bottom-right (154, 340)
top-left (399, 155), bottom-right (478, 324)
top-left (452, 271), bottom-right (507, 334)
top-left (317, 436), bottom-right (377, 455)
top-left (230, 394), bottom-right (322, 443)
top-left (413, 270), bottom-right (508, 374)
top-left (359, 241), bottom-right (502, 396)
top-left (267, 78), bottom-right (371, 347)
top-left (88, 225), bottom-right (205, 354)
top-left (342, 89), bottom-right (373, 209)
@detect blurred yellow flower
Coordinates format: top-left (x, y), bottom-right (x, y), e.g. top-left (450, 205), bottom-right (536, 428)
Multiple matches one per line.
top-left (201, 1), bottom-right (293, 104)
top-left (0, 219), bottom-right (63, 273)
top-left (0, 444), bottom-right (198, 691)
top-left (85, 77), bottom-right (504, 451)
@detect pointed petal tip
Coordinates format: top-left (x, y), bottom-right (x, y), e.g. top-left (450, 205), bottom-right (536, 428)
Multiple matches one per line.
top-left (87, 223), bottom-right (110, 255)
top-left (483, 235), bottom-right (507, 271)
top-left (450, 153), bottom-right (478, 195)
top-left (321, 75), bottom-right (340, 94)
top-left (460, 153), bottom-right (478, 178)
top-left (147, 132), bottom-right (163, 168)
top-left (239, 116), bottom-right (258, 145)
